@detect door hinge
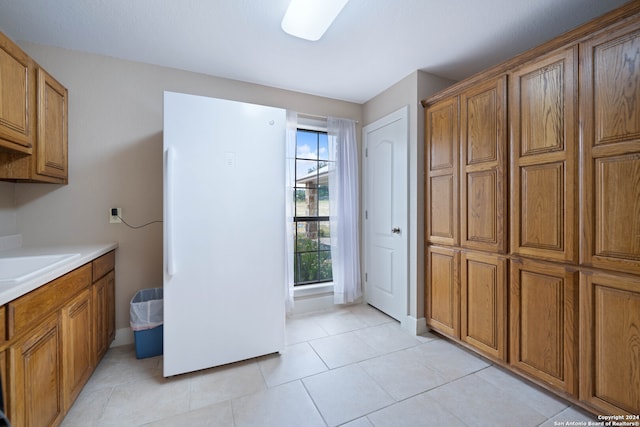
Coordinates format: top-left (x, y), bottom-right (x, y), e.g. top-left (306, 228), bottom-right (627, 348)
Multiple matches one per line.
top-left (365, 210), bottom-right (368, 220)
top-left (365, 148), bottom-right (368, 157)
top-left (365, 272), bottom-right (368, 282)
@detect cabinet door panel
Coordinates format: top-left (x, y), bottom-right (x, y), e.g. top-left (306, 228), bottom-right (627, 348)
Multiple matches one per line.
top-left (593, 31), bottom-right (640, 145)
top-left (465, 87), bottom-right (499, 164)
top-left (461, 251), bottom-right (507, 361)
top-left (511, 46), bottom-right (577, 263)
top-left (0, 31), bottom-right (33, 153)
top-left (62, 289), bottom-right (93, 412)
top-left (93, 275), bottom-right (108, 361)
top-left (510, 259), bottom-right (577, 395)
top-left (460, 77), bottom-right (507, 253)
top-left (429, 175), bottom-right (454, 240)
top-left (426, 246), bottom-right (459, 339)
top-left (580, 271), bottom-right (640, 415)
top-left (520, 162), bottom-right (564, 251)
top-left (594, 155), bottom-right (640, 259)
top-left (465, 171), bottom-right (497, 244)
top-left (429, 100), bottom-right (457, 171)
top-left (519, 61), bottom-right (565, 155)
top-left (93, 270), bottom-right (116, 362)
top-left (106, 270), bottom-right (115, 344)
top-left (581, 20), bottom-right (640, 274)
top-left (426, 97), bottom-right (459, 246)
top-left (36, 68), bottom-right (68, 180)
top-left (9, 314), bottom-right (63, 427)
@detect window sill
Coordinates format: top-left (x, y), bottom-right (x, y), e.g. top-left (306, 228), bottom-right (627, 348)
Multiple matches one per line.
top-left (294, 282), bottom-right (334, 298)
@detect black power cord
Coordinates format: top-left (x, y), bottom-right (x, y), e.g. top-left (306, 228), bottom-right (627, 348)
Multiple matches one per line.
top-left (116, 215), bottom-right (163, 230)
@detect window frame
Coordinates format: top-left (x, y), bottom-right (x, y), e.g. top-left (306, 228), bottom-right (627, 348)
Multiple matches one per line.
top-left (293, 127), bottom-right (334, 286)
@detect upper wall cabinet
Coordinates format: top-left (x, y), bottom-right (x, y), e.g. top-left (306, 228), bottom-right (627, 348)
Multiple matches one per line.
top-left (580, 18), bottom-right (640, 274)
top-left (426, 96), bottom-right (459, 247)
top-left (510, 46), bottom-right (578, 264)
top-left (0, 31), bottom-right (68, 184)
top-left (35, 68), bottom-right (68, 181)
top-left (460, 76), bottom-right (508, 253)
top-left (0, 31), bottom-right (34, 154)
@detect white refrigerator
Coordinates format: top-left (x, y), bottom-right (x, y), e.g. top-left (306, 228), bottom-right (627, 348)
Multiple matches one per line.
top-left (163, 91), bottom-right (286, 377)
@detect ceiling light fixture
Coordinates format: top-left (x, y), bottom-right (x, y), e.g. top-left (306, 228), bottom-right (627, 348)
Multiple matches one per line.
top-left (281, 0), bottom-right (350, 41)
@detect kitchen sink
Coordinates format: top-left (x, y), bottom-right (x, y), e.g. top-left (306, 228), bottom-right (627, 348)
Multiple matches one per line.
top-left (0, 253), bottom-right (81, 285)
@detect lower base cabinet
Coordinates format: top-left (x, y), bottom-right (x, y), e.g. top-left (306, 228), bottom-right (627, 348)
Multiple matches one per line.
top-left (1, 250), bottom-right (115, 427)
top-left (509, 258), bottom-right (578, 396)
top-left (427, 251), bottom-right (639, 416)
top-left (580, 271), bottom-right (640, 415)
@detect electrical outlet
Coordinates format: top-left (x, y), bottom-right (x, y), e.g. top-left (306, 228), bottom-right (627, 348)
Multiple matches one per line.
top-left (110, 208), bottom-right (122, 224)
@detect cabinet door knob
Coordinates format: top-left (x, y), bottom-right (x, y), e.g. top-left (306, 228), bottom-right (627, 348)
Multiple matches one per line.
top-left (392, 227), bottom-right (401, 234)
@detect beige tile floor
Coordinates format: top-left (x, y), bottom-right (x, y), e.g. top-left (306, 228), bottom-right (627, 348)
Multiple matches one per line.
top-left (61, 304), bottom-right (597, 427)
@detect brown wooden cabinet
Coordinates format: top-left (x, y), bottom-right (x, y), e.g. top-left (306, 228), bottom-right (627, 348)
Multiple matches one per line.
top-left (426, 96), bottom-right (459, 247)
top-left (61, 288), bottom-right (93, 412)
top-left (510, 45), bottom-right (578, 264)
top-left (9, 313), bottom-right (63, 427)
top-left (509, 259), bottom-right (578, 396)
top-left (0, 30), bottom-right (68, 184)
top-left (1, 251), bottom-right (116, 426)
top-left (423, 3), bottom-right (640, 416)
top-left (34, 68), bottom-right (68, 182)
top-left (580, 270), bottom-right (640, 415)
top-left (460, 77), bottom-right (508, 254)
top-left (426, 246), bottom-right (459, 339)
top-left (460, 251), bottom-right (507, 362)
top-left (580, 17), bottom-right (640, 275)
top-left (0, 31), bottom-right (34, 154)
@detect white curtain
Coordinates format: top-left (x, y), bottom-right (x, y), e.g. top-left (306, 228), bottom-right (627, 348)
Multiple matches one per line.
top-left (284, 110), bottom-right (297, 313)
top-left (328, 117), bottom-right (362, 304)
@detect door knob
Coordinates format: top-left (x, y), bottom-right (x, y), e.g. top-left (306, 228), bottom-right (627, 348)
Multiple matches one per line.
top-left (392, 227), bottom-right (401, 234)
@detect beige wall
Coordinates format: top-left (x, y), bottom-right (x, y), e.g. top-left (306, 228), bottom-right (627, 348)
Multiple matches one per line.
top-left (362, 70), bottom-right (455, 329)
top-left (0, 39), bottom-right (455, 336)
top-left (5, 42), bottom-right (361, 332)
top-left (0, 182), bottom-right (17, 236)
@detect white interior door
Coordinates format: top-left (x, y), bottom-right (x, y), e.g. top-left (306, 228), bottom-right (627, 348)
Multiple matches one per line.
top-left (363, 106), bottom-right (408, 321)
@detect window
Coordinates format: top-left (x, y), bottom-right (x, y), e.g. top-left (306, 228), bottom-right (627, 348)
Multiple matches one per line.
top-left (293, 129), bottom-right (333, 285)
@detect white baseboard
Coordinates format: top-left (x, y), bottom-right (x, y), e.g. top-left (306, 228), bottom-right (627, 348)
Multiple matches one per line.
top-left (292, 293), bottom-right (335, 315)
top-left (401, 315), bottom-right (428, 336)
top-left (112, 327), bottom-right (134, 347)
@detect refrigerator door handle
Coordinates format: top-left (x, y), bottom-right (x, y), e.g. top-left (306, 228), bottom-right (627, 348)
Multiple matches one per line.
top-left (165, 147), bottom-right (176, 277)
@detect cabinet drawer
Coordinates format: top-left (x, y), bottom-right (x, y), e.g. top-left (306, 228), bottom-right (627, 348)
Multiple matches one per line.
top-left (8, 264), bottom-right (91, 339)
top-left (92, 251), bottom-right (115, 282)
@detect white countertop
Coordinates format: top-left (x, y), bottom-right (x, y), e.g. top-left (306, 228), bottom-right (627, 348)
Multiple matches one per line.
top-left (0, 236), bottom-right (118, 305)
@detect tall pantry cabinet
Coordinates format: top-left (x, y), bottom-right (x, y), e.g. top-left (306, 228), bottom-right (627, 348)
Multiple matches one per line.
top-left (508, 44), bottom-right (580, 396)
top-left (423, 2), bottom-right (640, 416)
top-left (579, 16), bottom-right (640, 415)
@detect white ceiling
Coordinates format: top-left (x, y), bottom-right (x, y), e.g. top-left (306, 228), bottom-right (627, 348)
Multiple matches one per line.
top-left (0, 0), bottom-right (630, 103)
